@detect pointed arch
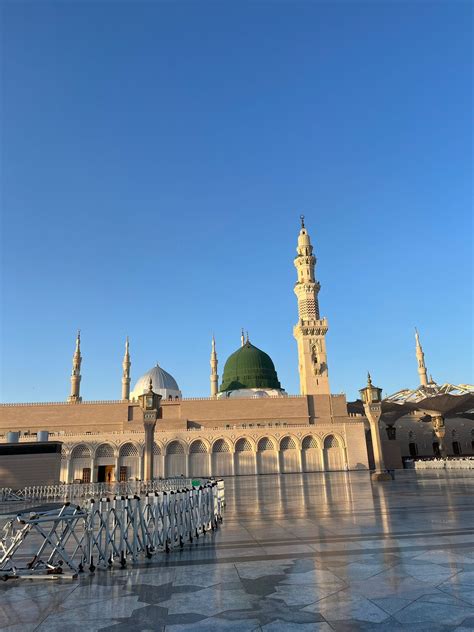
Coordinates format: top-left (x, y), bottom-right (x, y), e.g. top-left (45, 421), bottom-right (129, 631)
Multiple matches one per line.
top-left (234, 437), bottom-right (256, 452)
top-left (279, 435), bottom-right (298, 450)
top-left (301, 434), bottom-right (322, 450)
top-left (70, 444), bottom-right (91, 459)
top-left (212, 438), bottom-right (231, 453)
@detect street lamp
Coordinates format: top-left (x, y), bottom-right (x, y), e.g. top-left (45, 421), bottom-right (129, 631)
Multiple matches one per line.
top-left (138, 379), bottom-right (162, 481)
top-left (359, 373), bottom-right (392, 482)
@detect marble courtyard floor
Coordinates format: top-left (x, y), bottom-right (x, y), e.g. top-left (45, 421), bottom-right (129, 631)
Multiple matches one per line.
top-left (1, 470), bottom-right (474, 631)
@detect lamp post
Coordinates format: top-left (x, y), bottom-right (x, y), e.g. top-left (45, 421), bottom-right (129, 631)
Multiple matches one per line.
top-left (430, 414), bottom-right (446, 458)
top-left (359, 373), bottom-right (392, 481)
top-left (138, 379), bottom-right (162, 481)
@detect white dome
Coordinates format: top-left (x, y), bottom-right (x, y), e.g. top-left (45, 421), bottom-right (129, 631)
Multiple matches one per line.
top-left (130, 364), bottom-right (182, 401)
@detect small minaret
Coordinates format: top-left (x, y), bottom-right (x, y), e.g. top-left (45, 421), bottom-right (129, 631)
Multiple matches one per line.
top-left (293, 216), bottom-right (330, 395)
top-left (415, 327), bottom-right (428, 387)
top-left (210, 335), bottom-right (219, 397)
top-left (240, 328), bottom-right (245, 347)
top-left (122, 336), bottom-right (131, 400)
top-left (68, 330), bottom-right (82, 402)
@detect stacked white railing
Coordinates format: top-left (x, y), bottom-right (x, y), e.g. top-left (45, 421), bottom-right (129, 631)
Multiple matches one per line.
top-left (0, 479), bottom-right (192, 503)
top-left (0, 483), bottom-right (223, 579)
top-left (414, 457), bottom-right (474, 470)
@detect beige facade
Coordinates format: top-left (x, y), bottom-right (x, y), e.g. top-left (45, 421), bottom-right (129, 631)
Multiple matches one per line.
top-left (0, 219), bottom-right (471, 486)
top-left (0, 394), bottom-right (370, 483)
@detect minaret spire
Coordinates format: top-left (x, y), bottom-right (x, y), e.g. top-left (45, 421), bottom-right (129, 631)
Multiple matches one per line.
top-left (122, 336), bottom-right (131, 400)
top-left (68, 329), bottom-right (82, 402)
top-left (293, 218), bottom-right (330, 395)
top-left (415, 327), bottom-right (428, 387)
top-left (241, 328), bottom-right (245, 347)
top-left (210, 335), bottom-right (219, 398)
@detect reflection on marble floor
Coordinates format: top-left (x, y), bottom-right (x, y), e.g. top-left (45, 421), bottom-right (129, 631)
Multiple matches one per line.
top-left (1, 470), bottom-right (474, 631)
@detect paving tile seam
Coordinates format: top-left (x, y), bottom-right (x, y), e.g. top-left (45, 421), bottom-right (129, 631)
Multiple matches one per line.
top-left (31, 582), bottom-right (81, 632)
top-left (123, 540), bottom-right (474, 569)
top-left (190, 529), bottom-right (474, 550)
top-left (223, 504), bottom-right (474, 519)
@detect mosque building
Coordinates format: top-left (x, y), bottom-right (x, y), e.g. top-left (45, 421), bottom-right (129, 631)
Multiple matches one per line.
top-left (0, 219), bottom-right (472, 484)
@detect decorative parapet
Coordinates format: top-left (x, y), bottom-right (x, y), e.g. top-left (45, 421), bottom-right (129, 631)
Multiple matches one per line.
top-left (0, 400), bottom-right (126, 407)
top-left (1, 394), bottom-right (308, 407)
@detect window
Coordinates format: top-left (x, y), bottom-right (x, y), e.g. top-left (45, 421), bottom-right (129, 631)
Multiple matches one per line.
top-left (452, 441), bottom-right (462, 456)
top-left (409, 443), bottom-right (418, 457)
top-left (433, 442), bottom-right (440, 457)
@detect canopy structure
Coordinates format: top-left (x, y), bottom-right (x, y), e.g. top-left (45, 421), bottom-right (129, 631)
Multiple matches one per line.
top-left (348, 383), bottom-right (474, 422)
top-left (384, 383), bottom-right (474, 405)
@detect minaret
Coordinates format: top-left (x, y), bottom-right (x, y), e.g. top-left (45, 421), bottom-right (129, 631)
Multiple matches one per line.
top-left (293, 216), bottom-right (330, 395)
top-left (122, 337), bottom-right (131, 400)
top-left (241, 328), bottom-right (245, 347)
top-left (415, 328), bottom-right (428, 387)
top-left (68, 330), bottom-right (82, 402)
top-left (210, 335), bottom-right (219, 397)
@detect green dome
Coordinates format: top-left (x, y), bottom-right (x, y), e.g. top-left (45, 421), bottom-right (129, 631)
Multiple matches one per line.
top-left (220, 341), bottom-right (281, 392)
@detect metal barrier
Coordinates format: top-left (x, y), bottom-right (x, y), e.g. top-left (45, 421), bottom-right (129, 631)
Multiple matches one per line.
top-left (0, 489), bottom-right (22, 502)
top-left (0, 483), bottom-right (223, 580)
top-left (0, 478), bottom-right (193, 503)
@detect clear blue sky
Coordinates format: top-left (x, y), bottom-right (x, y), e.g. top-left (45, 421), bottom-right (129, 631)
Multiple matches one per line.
top-left (1, 1), bottom-right (472, 403)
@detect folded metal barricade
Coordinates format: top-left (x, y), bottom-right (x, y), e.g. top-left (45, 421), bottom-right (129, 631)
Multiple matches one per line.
top-left (0, 482), bottom-right (223, 580)
top-left (0, 488), bottom-right (22, 502)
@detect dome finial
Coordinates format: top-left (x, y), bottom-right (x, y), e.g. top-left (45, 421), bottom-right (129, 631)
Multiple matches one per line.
top-left (148, 377), bottom-right (153, 392)
top-left (246, 331), bottom-right (249, 344)
top-left (367, 371), bottom-right (372, 386)
top-left (300, 214), bottom-right (305, 228)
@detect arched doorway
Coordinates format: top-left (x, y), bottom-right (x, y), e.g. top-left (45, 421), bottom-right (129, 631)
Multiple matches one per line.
top-left (70, 444), bottom-right (91, 483)
top-left (279, 436), bottom-right (300, 473)
top-left (119, 443), bottom-right (140, 481)
top-left (95, 443), bottom-right (115, 482)
top-left (189, 440), bottom-right (210, 478)
top-left (234, 438), bottom-right (256, 476)
top-left (211, 439), bottom-right (233, 476)
top-left (257, 437), bottom-right (278, 474)
top-left (302, 435), bottom-right (322, 472)
top-left (165, 441), bottom-right (186, 477)
top-left (323, 435), bottom-right (344, 471)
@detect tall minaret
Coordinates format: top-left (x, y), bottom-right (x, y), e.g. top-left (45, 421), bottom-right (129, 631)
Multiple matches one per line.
top-left (293, 216), bottom-right (330, 395)
top-left (415, 328), bottom-right (428, 387)
top-left (240, 328), bottom-right (245, 347)
top-left (68, 330), bottom-right (82, 402)
top-left (210, 335), bottom-right (218, 397)
top-left (122, 336), bottom-right (131, 400)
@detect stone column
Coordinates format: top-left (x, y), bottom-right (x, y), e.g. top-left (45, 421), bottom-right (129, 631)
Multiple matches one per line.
top-left (114, 455), bottom-right (120, 481)
top-left (364, 403), bottom-right (391, 481)
top-left (90, 456), bottom-right (96, 483)
top-left (66, 457), bottom-right (73, 484)
top-left (143, 421), bottom-right (156, 481)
